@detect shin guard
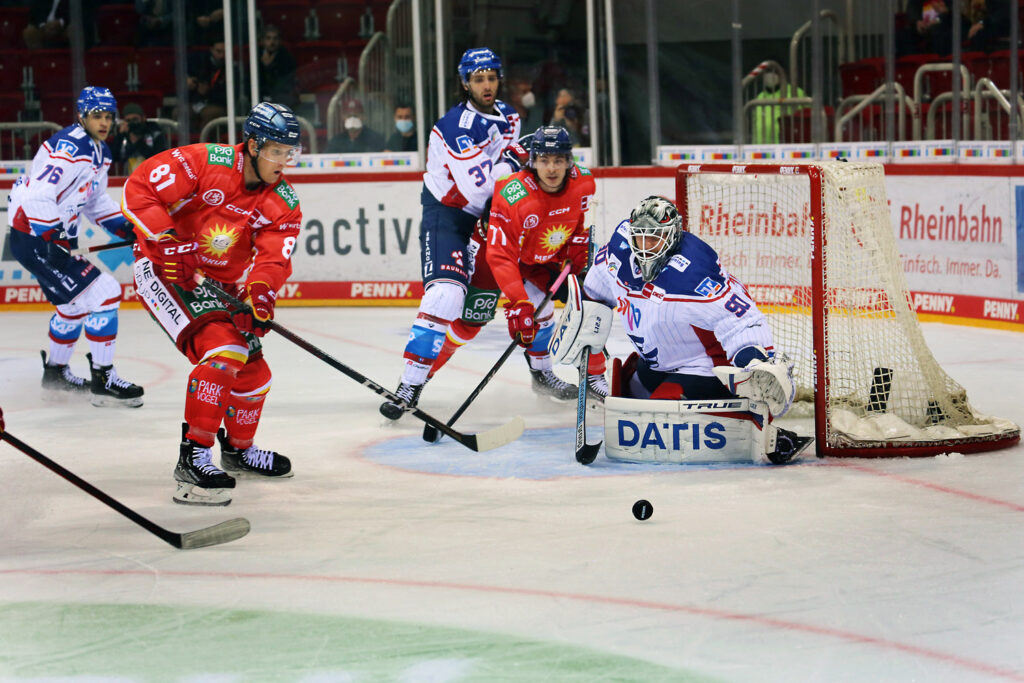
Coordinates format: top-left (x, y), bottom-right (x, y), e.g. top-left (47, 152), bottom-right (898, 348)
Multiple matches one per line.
top-left (222, 357), bottom-right (273, 449)
top-left (184, 356), bottom-right (244, 446)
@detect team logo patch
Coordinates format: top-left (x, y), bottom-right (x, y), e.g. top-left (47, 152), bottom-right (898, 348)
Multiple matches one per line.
top-left (201, 224), bottom-right (239, 256)
top-left (206, 144), bottom-right (235, 167)
top-left (55, 139), bottom-right (78, 157)
top-left (226, 405), bottom-right (236, 418)
top-left (275, 181), bottom-right (299, 209)
top-left (455, 134), bottom-right (474, 152)
top-left (501, 179), bottom-right (528, 205)
top-left (523, 214), bottom-right (539, 229)
top-left (202, 189), bottom-right (225, 206)
top-left (188, 378), bottom-right (199, 393)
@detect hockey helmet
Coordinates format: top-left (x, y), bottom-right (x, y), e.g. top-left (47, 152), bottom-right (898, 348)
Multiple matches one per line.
top-left (243, 102), bottom-right (301, 151)
top-left (627, 196), bottom-right (684, 282)
top-left (458, 47), bottom-right (503, 84)
top-left (76, 86), bottom-right (118, 117)
top-left (528, 126), bottom-right (573, 167)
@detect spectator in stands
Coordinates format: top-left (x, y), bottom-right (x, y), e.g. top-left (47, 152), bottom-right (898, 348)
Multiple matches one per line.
top-left (326, 99), bottom-right (385, 153)
top-left (258, 25), bottom-right (298, 109)
top-left (109, 102), bottom-right (168, 174)
top-left (187, 40), bottom-right (233, 130)
top-left (384, 103), bottom-right (417, 152)
top-left (190, 0), bottom-right (224, 46)
top-left (135, 0), bottom-right (173, 47)
top-left (506, 77), bottom-right (544, 133)
top-left (752, 69), bottom-right (806, 144)
top-left (24, 0), bottom-right (69, 49)
top-left (550, 88), bottom-right (588, 146)
top-left (900, 0), bottom-right (1008, 56)
top-left (964, 0), bottom-right (1009, 52)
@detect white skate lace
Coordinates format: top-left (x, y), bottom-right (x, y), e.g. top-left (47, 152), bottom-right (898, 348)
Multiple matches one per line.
top-left (539, 371), bottom-right (573, 391)
top-left (587, 374), bottom-right (609, 396)
top-left (242, 447), bottom-right (275, 470)
top-left (61, 367), bottom-right (87, 387)
top-left (395, 383), bottom-right (418, 403)
top-left (191, 447), bottom-right (224, 475)
top-left (105, 368), bottom-right (135, 390)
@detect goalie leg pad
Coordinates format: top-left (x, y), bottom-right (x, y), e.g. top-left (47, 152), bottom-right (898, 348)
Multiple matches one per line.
top-left (549, 274), bottom-right (613, 366)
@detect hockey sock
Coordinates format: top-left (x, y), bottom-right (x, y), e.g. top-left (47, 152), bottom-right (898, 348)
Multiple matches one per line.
top-left (587, 352), bottom-right (606, 376)
top-left (84, 310), bottom-right (118, 367)
top-left (47, 310), bottom-right (85, 365)
top-left (222, 358), bottom-right (273, 449)
top-left (400, 282), bottom-right (464, 386)
top-left (184, 356), bottom-right (244, 446)
top-left (428, 319), bottom-right (483, 378)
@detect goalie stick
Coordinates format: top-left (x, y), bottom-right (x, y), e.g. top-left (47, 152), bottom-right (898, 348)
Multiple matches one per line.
top-left (0, 429), bottom-right (250, 550)
top-left (574, 344), bottom-right (602, 464)
top-left (422, 262), bottom-right (573, 444)
top-left (200, 278), bottom-right (524, 452)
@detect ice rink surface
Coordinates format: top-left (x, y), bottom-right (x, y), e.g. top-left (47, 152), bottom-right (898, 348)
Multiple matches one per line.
top-left (1, 307), bottom-right (1023, 682)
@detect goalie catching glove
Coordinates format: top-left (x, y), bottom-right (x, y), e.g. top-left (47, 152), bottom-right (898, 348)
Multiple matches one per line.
top-left (549, 274), bottom-right (613, 367)
top-left (713, 346), bottom-right (796, 418)
top-left (232, 281), bottom-right (276, 337)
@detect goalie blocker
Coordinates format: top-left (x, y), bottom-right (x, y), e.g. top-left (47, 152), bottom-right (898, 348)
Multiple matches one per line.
top-left (604, 395), bottom-right (811, 465)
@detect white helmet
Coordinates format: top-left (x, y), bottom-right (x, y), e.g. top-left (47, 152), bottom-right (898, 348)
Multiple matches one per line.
top-left (627, 196), bottom-right (683, 282)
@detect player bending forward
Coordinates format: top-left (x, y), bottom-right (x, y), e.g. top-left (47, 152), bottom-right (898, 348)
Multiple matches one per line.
top-left (7, 86), bottom-right (143, 407)
top-left (552, 196), bottom-right (811, 465)
top-left (122, 102), bottom-right (301, 505)
top-left (379, 47), bottom-right (522, 419)
top-left (426, 125), bottom-right (608, 401)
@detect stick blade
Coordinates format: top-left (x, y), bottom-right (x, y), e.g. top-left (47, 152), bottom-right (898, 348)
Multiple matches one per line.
top-left (177, 517), bottom-right (251, 549)
top-left (576, 440), bottom-right (602, 465)
top-left (469, 416), bottom-right (525, 452)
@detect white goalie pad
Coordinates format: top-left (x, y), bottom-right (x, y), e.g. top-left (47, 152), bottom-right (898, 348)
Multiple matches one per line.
top-left (604, 396), bottom-right (780, 464)
top-left (713, 354), bottom-right (796, 418)
top-left (549, 274), bottom-right (613, 367)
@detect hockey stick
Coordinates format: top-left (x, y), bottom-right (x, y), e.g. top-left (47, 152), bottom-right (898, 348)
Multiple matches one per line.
top-left (422, 261), bottom-right (573, 444)
top-left (68, 240), bottom-right (135, 256)
top-left (0, 430), bottom-right (250, 549)
top-left (200, 279), bottom-right (524, 452)
top-left (574, 344), bottom-right (602, 464)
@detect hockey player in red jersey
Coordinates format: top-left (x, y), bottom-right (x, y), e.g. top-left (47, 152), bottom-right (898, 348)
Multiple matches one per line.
top-left (121, 102), bottom-right (302, 506)
top-left (427, 126), bottom-right (609, 401)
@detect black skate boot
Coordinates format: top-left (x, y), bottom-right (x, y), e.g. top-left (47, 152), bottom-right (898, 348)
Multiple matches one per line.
top-left (217, 428), bottom-right (293, 478)
top-left (87, 353), bottom-right (144, 408)
top-left (379, 381), bottom-right (424, 420)
top-left (40, 350), bottom-right (90, 398)
top-left (586, 373), bottom-right (610, 402)
top-left (526, 352), bottom-right (578, 401)
top-left (767, 428), bottom-right (814, 464)
top-left (174, 424), bottom-right (235, 506)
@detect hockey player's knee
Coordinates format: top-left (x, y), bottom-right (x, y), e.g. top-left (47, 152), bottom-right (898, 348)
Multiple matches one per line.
top-left (49, 309), bottom-right (85, 344)
top-left (448, 318), bottom-right (484, 345)
top-left (83, 309), bottom-right (118, 343)
top-left (232, 357), bottom-right (273, 395)
top-left (420, 281), bottom-right (466, 322)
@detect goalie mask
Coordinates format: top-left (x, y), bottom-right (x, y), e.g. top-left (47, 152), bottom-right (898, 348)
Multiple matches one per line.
top-left (627, 196), bottom-right (683, 282)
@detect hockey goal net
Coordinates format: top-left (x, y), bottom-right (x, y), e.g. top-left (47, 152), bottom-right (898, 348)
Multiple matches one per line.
top-left (676, 162), bottom-right (1019, 457)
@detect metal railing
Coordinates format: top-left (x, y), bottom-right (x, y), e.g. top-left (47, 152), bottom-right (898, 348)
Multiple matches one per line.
top-left (0, 121), bottom-right (62, 161)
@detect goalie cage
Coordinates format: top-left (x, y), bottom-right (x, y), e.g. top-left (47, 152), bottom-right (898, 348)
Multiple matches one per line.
top-left (676, 161), bottom-right (1019, 457)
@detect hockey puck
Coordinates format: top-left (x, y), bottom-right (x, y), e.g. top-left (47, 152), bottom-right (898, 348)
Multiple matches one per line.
top-left (632, 499), bottom-right (653, 521)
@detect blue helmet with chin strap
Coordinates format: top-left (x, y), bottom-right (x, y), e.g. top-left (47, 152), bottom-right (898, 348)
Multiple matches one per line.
top-left (243, 102), bottom-right (301, 150)
top-left (528, 126), bottom-right (573, 167)
top-left (457, 47), bottom-right (503, 84)
top-left (76, 86), bottom-right (118, 118)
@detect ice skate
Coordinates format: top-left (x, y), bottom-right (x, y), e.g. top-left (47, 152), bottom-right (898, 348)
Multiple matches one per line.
top-left (529, 368), bottom-right (578, 401)
top-left (87, 353), bottom-right (144, 408)
top-left (217, 428), bottom-right (293, 478)
top-left (174, 425), bottom-right (235, 506)
top-left (40, 350), bottom-right (90, 399)
top-left (767, 428), bottom-right (813, 464)
top-left (586, 373), bottom-right (610, 402)
top-left (379, 381), bottom-right (424, 420)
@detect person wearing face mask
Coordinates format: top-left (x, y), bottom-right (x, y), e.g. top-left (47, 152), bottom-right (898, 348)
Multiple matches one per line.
top-left (109, 102), bottom-right (169, 174)
top-left (325, 99), bottom-right (385, 153)
top-left (752, 66), bottom-right (806, 144)
top-left (384, 104), bottom-right (417, 152)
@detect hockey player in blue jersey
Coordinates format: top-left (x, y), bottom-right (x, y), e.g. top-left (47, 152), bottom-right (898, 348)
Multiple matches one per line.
top-left (380, 47), bottom-right (523, 419)
top-left (7, 86), bottom-right (144, 407)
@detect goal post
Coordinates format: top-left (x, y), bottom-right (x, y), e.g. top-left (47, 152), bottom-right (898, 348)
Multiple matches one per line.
top-left (676, 161), bottom-right (1019, 457)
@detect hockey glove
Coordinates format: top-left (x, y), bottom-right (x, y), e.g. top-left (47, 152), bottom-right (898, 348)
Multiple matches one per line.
top-left (504, 299), bottom-right (536, 346)
top-left (233, 281), bottom-right (276, 337)
top-left (501, 142), bottom-right (529, 172)
top-left (40, 226), bottom-right (70, 269)
top-left (106, 216), bottom-right (136, 242)
top-left (159, 238), bottom-right (200, 290)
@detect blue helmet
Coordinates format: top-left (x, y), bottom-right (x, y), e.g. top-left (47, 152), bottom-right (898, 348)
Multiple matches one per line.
top-left (458, 47), bottom-right (502, 84)
top-left (76, 86), bottom-right (117, 117)
top-left (528, 126), bottom-right (573, 167)
top-left (243, 102), bottom-right (301, 149)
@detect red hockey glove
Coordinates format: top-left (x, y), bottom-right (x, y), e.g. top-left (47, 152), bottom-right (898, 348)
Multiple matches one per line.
top-left (159, 238), bottom-right (200, 290)
top-left (504, 299), bottom-right (536, 346)
top-left (233, 281), bottom-right (276, 337)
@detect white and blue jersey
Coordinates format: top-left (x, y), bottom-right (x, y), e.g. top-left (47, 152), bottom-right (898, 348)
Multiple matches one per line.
top-left (7, 123), bottom-right (128, 244)
top-left (423, 99), bottom-right (521, 218)
top-left (583, 221), bottom-right (775, 377)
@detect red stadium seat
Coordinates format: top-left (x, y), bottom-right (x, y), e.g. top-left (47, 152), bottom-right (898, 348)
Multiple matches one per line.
top-left (313, 2), bottom-right (365, 41)
top-left (293, 41), bottom-right (345, 91)
top-left (96, 4), bottom-right (139, 47)
top-left (27, 50), bottom-right (74, 98)
top-left (115, 90), bottom-right (164, 118)
top-left (0, 49), bottom-right (28, 93)
top-left (838, 57), bottom-right (883, 97)
top-left (39, 92), bottom-right (77, 125)
top-left (85, 47), bottom-right (135, 92)
top-left (258, 0), bottom-right (312, 43)
top-left (0, 6), bottom-right (29, 44)
top-left (135, 47), bottom-right (177, 93)
top-left (0, 92), bottom-right (25, 123)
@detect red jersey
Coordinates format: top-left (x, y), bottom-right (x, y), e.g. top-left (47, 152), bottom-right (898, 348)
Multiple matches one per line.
top-left (121, 143), bottom-right (302, 291)
top-left (485, 165), bottom-right (596, 303)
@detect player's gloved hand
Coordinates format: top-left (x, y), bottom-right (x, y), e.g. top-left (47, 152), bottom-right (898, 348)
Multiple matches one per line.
top-left (159, 238), bottom-right (200, 290)
top-left (504, 299), bottom-right (536, 346)
top-left (233, 281), bottom-right (276, 337)
top-left (500, 142), bottom-right (529, 172)
top-left (107, 217), bottom-right (136, 242)
top-left (40, 226), bottom-right (70, 269)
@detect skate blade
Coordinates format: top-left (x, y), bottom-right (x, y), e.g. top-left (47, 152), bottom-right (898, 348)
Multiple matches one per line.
top-left (41, 389), bottom-right (89, 403)
top-left (220, 466), bottom-right (295, 480)
top-left (90, 394), bottom-right (144, 408)
top-left (173, 482), bottom-right (232, 506)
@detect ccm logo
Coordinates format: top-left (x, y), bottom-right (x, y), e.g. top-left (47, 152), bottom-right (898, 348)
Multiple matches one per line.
top-left (162, 244), bottom-right (194, 255)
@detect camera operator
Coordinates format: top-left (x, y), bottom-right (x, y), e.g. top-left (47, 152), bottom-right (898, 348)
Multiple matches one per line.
top-left (110, 102), bottom-right (169, 174)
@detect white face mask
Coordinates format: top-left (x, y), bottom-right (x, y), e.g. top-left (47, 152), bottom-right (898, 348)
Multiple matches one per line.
top-left (763, 72), bottom-right (780, 90)
top-left (344, 116), bottom-right (363, 130)
top-left (520, 91), bottom-right (536, 109)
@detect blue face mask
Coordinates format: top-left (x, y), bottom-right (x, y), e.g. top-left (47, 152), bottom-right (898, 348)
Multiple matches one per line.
top-left (395, 119), bottom-right (414, 134)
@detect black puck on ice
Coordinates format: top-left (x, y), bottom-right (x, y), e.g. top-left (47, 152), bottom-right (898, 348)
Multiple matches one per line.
top-left (632, 499), bottom-right (653, 520)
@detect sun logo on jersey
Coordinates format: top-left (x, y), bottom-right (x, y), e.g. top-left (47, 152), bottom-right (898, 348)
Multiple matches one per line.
top-left (539, 224), bottom-right (570, 253)
top-left (201, 224), bottom-right (239, 257)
